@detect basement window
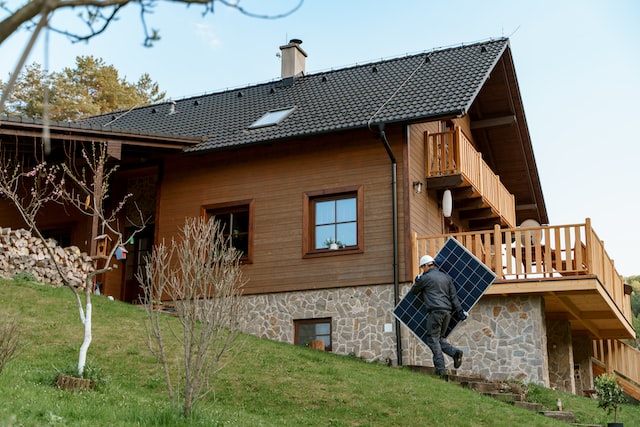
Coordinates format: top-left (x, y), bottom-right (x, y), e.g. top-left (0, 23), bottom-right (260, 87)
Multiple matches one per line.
top-left (295, 318), bottom-right (332, 351)
top-left (248, 106), bottom-right (295, 128)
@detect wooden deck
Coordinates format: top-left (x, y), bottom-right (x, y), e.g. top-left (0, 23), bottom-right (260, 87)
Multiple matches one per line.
top-left (413, 218), bottom-right (633, 335)
top-left (413, 218), bottom-right (640, 398)
top-left (413, 219), bottom-right (639, 397)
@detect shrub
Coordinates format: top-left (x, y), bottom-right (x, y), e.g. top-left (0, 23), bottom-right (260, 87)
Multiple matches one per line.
top-left (594, 372), bottom-right (626, 423)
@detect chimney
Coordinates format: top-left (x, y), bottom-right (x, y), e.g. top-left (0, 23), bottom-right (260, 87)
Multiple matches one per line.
top-left (279, 38), bottom-right (307, 79)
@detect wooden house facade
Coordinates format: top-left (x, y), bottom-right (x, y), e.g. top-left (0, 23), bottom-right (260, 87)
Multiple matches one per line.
top-left (1, 38), bottom-right (637, 398)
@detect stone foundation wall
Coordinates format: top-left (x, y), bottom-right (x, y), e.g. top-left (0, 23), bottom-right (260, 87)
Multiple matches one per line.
top-left (242, 283), bottom-right (552, 386)
top-left (547, 319), bottom-right (575, 393)
top-left (403, 292), bottom-right (550, 385)
top-left (242, 284), bottom-right (398, 364)
top-left (0, 227), bottom-right (93, 288)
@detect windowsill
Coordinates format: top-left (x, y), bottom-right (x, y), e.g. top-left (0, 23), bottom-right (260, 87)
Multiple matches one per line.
top-left (303, 247), bottom-right (363, 259)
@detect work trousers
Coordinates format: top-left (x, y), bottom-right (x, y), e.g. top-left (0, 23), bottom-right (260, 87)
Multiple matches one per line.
top-left (425, 310), bottom-right (458, 373)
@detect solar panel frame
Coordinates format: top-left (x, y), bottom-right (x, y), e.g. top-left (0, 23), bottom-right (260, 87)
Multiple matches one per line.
top-left (393, 237), bottom-right (496, 342)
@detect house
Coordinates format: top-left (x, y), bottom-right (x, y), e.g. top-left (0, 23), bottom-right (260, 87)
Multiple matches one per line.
top-left (1, 38), bottom-right (637, 398)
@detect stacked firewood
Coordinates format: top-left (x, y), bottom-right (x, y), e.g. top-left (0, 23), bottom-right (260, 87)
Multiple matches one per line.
top-left (0, 227), bottom-right (94, 288)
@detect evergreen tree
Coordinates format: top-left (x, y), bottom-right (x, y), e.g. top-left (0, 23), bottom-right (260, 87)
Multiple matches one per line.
top-left (1, 56), bottom-right (165, 121)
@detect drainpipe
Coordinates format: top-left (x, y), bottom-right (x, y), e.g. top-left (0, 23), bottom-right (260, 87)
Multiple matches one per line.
top-left (376, 123), bottom-right (402, 366)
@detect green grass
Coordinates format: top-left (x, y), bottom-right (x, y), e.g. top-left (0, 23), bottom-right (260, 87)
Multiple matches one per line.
top-left (1, 279), bottom-right (639, 426)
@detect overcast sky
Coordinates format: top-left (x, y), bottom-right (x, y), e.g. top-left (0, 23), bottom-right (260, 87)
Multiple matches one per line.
top-left (1, 0), bottom-right (639, 276)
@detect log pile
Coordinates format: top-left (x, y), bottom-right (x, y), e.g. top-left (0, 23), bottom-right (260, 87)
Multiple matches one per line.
top-left (0, 227), bottom-right (94, 288)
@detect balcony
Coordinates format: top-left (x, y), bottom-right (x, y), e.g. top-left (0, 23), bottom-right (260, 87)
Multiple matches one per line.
top-left (412, 218), bottom-right (634, 340)
top-left (425, 128), bottom-right (516, 229)
top-left (413, 219), bottom-right (640, 395)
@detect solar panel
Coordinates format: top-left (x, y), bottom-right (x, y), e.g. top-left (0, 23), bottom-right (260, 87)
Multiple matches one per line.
top-left (393, 237), bottom-right (496, 343)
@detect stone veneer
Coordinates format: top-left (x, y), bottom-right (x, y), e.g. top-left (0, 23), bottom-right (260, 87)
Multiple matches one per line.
top-left (242, 283), bottom-right (554, 386)
top-left (547, 319), bottom-right (575, 393)
top-left (242, 284), bottom-right (398, 364)
top-left (405, 293), bottom-right (550, 385)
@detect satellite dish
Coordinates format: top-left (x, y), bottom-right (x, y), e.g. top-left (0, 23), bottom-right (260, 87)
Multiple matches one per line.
top-left (442, 189), bottom-right (453, 217)
top-left (519, 219), bottom-right (541, 245)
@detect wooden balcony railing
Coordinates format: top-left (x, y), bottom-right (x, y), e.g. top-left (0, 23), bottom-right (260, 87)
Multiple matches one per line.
top-left (413, 219), bottom-right (639, 395)
top-left (426, 128), bottom-right (516, 227)
top-left (593, 339), bottom-right (640, 400)
top-left (412, 218), bottom-right (632, 321)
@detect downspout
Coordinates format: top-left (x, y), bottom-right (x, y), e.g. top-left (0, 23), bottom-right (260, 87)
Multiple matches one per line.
top-left (376, 123), bottom-right (402, 366)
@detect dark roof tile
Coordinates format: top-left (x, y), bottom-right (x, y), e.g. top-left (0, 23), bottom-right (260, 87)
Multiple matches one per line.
top-left (78, 38), bottom-right (509, 153)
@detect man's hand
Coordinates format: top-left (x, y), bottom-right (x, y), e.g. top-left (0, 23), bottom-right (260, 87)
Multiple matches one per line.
top-left (454, 310), bottom-right (469, 321)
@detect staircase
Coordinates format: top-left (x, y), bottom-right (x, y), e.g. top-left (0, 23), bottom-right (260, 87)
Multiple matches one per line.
top-left (408, 366), bottom-right (593, 425)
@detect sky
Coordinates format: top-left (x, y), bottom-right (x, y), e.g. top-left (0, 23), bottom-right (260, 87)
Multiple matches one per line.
top-left (1, 0), bottom-right (639, 276)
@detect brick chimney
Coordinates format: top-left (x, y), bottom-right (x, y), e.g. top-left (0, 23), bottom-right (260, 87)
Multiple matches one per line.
top-left (279, 39), bottom-right (307, 79)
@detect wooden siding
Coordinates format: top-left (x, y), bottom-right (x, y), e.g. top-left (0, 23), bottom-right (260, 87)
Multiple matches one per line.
top-left (406, 121), bottom-right (447, 279)
top-left (156, 128), bottom-right (406, 295)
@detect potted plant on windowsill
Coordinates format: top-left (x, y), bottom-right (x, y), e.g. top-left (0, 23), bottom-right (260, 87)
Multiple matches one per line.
top-left (594, 372), bottom-right (626, 427)
top-left (324, 238), bottom-right (343, 250)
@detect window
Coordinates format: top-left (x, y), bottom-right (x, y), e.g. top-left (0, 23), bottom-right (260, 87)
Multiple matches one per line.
top-left (295, 318), bottom-right (332, 351)
top-left (248, 106), bottom-right (296, 129)
top-left (303, 186), bottom-right (363, 257)
top-left (202, 200), bottom-right (254, 262)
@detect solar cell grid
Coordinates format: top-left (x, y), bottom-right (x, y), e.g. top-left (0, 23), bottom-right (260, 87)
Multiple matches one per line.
top-left (393, 237), bottom-right (496, 341)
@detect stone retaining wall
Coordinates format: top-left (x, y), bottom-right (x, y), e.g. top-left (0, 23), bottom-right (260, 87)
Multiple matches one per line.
top-left (242, 284), bottom-right (398, 364)
top-left (0, 227), bottom-right (93, 288)
top-left (243, 284), bottom-right (552, 386)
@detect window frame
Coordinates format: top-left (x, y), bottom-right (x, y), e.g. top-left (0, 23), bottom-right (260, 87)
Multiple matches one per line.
top-left (302, 185), bottom-right (364, 258)
top-left (201, 199), bottom-right (254, 263)
top-left (294, 318), bottom-right (332, 352)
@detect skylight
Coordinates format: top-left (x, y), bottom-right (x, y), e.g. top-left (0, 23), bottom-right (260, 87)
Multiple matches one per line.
top-left (249, 107), bottom-right (295, 129)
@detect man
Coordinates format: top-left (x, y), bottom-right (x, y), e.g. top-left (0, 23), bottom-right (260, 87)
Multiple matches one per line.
top-left (411, 254), bottom-right (467, 376)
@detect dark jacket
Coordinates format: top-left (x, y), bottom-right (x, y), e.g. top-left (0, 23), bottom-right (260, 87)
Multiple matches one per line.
top-left (411, 266), bottom-right (463, 314)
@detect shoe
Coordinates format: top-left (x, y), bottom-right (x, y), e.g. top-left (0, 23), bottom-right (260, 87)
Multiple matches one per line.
top-left (433, 370), bottom-right (448, 381)
top-left (453, 350), bottom-right (463, 369)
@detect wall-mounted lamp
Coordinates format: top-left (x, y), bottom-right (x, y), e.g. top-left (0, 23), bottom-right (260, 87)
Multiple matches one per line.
top-left (442, 189), bottom-right (453, 217)
top-left (412, 181), bottom-right (423, 194)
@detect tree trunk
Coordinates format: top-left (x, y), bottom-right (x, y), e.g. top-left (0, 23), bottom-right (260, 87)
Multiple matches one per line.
top-left (77, 295), bottom-right (92, 376)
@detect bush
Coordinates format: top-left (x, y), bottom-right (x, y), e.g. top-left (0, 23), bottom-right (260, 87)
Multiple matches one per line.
top-left (594, 373), bottom-right (626, 423)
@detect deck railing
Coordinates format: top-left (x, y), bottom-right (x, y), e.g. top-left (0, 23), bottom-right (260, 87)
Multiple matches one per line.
top-left (413, 221), bottom-right (638, 394)
top-left (593, 339), bottom-right (640, 400)
top-left (412, 218), bottom-right (631, 320)
top-left (426, 128), bottom-right (516, 227)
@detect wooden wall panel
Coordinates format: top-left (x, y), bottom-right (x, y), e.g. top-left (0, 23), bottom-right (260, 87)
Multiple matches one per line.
top-left (157, 128), bottom-right (405, 295)
top-left (406, 121), bottom-right (444, 277)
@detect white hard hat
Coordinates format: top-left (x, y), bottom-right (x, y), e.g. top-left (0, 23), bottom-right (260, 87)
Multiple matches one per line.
top-left (419, 255), bottom-right (434, 267)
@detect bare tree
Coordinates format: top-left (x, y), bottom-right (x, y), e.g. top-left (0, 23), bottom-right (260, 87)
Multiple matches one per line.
top-left (0, 141), bottom-right (147, 376)
top-left (0, 0), bottom-right (303, 47)
top-left (137, 216), bottom-right (247, 417)
top-left (0, 315), bottom-right (20, 375)
top-left (0, 0), bottom-right (303, 117)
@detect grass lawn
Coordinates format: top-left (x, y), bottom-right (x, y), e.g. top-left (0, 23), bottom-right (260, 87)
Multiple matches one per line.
top-left (0, 278), bottom-right (638, 426)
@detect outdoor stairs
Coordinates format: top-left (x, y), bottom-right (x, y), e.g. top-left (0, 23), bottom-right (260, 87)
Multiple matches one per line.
top-left (407, 366), bottom-right (598, 426)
